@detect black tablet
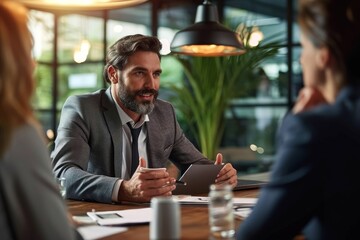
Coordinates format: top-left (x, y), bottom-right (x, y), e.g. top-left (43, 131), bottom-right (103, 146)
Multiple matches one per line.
top-left (172, 164), bottom-right (223, 195)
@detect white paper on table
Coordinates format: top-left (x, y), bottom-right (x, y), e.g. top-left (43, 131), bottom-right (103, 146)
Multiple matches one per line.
top-left (174, 195), bottom-right (257, 206)
top-left (77, 225), bottom-right (127, 240)
top-left (87, 207), bottom-right (152, 226)
top-left (233, 197), bottom-right (257, 206)
top-left (172, 195), bottom-right (209, 204)
top-left (234, 208), bottom-right (253, 219)
top-left (73, 215), bottom-right (96, 225)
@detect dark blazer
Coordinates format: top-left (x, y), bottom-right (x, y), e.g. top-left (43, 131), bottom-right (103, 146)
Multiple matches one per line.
top-left (51, 88), bottom-right (210, 203)
top-left (236, 85), bottom-right (360, 240)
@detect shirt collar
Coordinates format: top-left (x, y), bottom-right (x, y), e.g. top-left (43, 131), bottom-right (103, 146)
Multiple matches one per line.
top-left (111, 91), bottom-right (149, 128)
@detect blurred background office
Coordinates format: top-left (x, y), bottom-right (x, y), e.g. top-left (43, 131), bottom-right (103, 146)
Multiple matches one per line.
top-left (23, 0), bottom-right (301, 176)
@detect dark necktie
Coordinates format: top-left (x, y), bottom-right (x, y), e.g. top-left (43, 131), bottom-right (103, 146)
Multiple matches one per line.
top-left (127, 123), bottom-right (142, 176)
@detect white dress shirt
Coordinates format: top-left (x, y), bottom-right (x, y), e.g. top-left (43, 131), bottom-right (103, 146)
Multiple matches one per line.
top-left (111, 94), bottom-right (149, 201)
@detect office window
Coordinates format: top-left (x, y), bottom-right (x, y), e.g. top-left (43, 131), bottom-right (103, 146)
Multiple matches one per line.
top-left (58, 14), bottom-right (104, 63)
top-left (57, 64), bottom-right (104, 108)
top-left (34, 65), bottom-right (53, 109)
top-left (27, 1), bottom-right (301, 175)
top-left (29, 10), bottom-right (54, 62)
top-left (107, 20), bottom-right (149, 45)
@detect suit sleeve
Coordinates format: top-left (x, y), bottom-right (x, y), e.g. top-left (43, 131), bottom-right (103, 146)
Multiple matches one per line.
top-left (150, 100), bottom-right (212, 174)
top-left (51, 95), bottom-right (118, 203)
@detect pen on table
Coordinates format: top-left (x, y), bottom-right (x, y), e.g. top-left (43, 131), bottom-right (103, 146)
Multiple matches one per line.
top-left (175, 180), bottom-right (187, 185)
top-left (233, 205), bottom-right (254, 211)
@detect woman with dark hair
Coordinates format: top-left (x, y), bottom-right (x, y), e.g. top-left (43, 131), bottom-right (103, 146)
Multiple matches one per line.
top-left (236, 0), bottom-right (360, 239)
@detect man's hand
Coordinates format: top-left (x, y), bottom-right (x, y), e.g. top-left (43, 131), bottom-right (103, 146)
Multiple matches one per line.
top-left (214, 153), bottom-right (238, 188)
top-left (292, 87), bottom-right (328, 114)
top-left (118, 158), bottom-right (176, 203)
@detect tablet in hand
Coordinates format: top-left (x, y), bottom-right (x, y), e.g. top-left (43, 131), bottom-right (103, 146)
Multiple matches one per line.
top-left (172, 164), bottom-right (223, 195)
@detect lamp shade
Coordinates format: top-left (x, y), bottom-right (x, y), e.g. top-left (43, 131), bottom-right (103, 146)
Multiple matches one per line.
top-left (170, 0), bottom-right (245, 57)
top-left (14, 0), bottom-right (148, 11)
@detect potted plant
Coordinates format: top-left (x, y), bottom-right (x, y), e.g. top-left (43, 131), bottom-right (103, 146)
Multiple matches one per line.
top-left (164, 29), bottom-right (281, 160)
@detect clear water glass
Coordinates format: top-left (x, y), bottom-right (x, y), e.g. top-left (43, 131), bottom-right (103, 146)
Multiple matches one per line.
top-left (209, 184), bottom-right (235, 239)
top-left (57, 177), bottom-right (66, 199)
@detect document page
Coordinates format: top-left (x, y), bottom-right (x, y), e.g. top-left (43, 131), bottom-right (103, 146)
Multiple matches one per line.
top-left (173, 195), bottom-right (256, 219)
top-left (87, 208), bottom-right (152, 226)
top-left (174, 195), bottom-right (257, 206)
top-left (77, 225), bottom-right (127, 240)
top-left (233, 208), bottom-right (252, 219)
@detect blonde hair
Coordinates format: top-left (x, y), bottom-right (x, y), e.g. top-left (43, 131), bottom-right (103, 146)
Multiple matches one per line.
top-left (0, 1), bottom-right (37, 156)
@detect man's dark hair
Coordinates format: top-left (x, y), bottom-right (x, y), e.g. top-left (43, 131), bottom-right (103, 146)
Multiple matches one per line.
top-left (103, 34), bottom-right (162, 84)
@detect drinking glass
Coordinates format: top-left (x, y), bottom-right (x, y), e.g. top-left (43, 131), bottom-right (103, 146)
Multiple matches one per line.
top-left (57, 177), bottom-right (66, 199)
top-left (208, 184), bottom-right (235, 239)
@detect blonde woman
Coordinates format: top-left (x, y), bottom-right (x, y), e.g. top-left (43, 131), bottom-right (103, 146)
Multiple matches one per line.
top-left (0, 1), bottom-right (82, 239)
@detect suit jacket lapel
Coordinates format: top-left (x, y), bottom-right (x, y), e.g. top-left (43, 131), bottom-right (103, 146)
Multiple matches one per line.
top-left (146, 113), bottom-right (163, 168)
top-left (102, 88), bottom-right (123, 177)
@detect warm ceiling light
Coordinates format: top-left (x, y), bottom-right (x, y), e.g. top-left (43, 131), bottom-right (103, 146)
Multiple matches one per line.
top-left (170, 0), bottom-right (245, 57)
top-left (248, 27), bottom-right (264, 47)
top-left (14, 0), bottom-right (148, 11)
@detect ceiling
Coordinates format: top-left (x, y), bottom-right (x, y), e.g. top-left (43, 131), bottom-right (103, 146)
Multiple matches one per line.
top-left (107, 0), bottom-right (292, 29)
top-left (226, 0), bottom-right (293, 20)
top-left (32, 0), bottom-right (292, 30)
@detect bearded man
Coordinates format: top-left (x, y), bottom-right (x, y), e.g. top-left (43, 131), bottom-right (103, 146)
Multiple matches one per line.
top-left (51, 34), bottom-right (237, 204)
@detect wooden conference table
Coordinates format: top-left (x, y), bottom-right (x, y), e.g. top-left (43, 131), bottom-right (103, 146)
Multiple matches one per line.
top-left (68, 171), bottom-right (304, 240)
top-left (68, 188), bottom-right (259, 240)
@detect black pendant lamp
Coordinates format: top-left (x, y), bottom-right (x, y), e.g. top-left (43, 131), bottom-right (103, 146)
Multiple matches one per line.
top-left (170, 0), bottom-right (245, 57)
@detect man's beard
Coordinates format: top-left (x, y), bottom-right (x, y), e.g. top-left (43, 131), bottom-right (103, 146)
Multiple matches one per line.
top-left (118, 78), bottom-right (158, 115)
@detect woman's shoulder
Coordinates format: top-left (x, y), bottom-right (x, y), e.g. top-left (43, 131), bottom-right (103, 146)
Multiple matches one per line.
top-left (13, 122), bottom-right (46, 147)
top-left (281, 101), bottom-right (354, 145)
top-left (2, 122), bottom-right (49, 166)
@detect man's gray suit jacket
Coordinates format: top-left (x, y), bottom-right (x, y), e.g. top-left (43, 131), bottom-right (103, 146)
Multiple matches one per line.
top-left (51, 88), bottom-right (211, 203)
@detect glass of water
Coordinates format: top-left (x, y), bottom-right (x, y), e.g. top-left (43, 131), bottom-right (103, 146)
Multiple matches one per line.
top-left (208, 184), bottom-right (235, 239)
top-left (57, 177), bottom-right (66, 199)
